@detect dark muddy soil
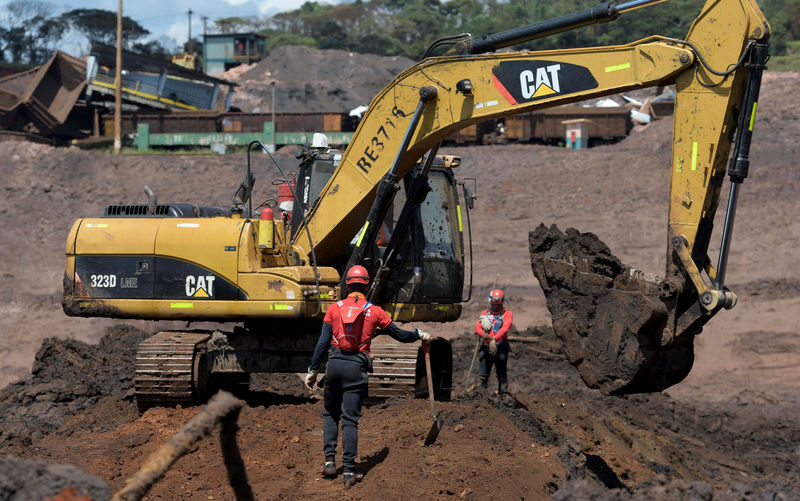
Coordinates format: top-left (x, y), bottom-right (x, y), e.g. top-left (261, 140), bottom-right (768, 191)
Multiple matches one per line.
top-left (0, 327), bottom-right (796, 500)
top-left (0, 324), bottom-right (148, 445)
top-left (0, 456), bottom-right (112, 501)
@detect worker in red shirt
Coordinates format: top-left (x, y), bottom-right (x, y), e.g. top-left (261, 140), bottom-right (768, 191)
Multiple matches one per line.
top-left (305, 265), bottom-right (430, 488)
top-left (475, 288), bottom-right (513, 394)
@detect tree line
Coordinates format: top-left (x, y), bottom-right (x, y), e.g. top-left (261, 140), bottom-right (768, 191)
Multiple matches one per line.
top-left (1, 0), bottom-right (797, 67)
top-left (218, 0), bottom-right (796, 62)
top-left (0, 1), bottom-right (171, 65)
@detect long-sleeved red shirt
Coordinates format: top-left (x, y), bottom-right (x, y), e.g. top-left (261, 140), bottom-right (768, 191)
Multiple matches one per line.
top-left (474, 309), bottom-right (513, 343)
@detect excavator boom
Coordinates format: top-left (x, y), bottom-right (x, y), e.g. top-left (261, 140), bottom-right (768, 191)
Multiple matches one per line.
top-left (292, 0), bottom-right (769, 394)
top-left (294, 0), bottom-right (769, 266)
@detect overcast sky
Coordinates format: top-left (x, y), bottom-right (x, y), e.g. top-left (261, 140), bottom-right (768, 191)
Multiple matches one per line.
top-left (3, 0), bottom-right (315, 50)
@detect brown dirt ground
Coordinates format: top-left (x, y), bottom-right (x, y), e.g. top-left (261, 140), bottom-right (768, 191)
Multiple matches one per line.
top-left (0, 71), bottom-right (798, 499)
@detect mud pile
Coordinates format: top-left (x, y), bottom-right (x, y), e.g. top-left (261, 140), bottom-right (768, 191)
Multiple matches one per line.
top-left (529, 223), bottom-right (694, 395)
top-left (0, 324), bottom-right (148, 446)
top-left (230, 45), bottom-right (415, 113)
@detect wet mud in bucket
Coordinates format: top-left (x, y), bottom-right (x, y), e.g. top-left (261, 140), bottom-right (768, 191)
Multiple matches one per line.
top-left (528, 224), bottom-right (695, 395)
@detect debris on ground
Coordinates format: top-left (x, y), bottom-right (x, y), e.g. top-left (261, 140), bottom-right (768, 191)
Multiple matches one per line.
top-left (0, 456), bottom-right (111, 501)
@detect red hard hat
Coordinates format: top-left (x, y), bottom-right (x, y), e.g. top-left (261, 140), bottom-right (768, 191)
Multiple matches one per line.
top-left (489, 289), bottom-right (504, 303)
top-left (345, 265), bottom-right (370, 285)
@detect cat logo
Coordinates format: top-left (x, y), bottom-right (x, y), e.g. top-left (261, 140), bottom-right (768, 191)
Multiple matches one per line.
top-left (185, 275), bottom-right (215, 297)
top-left (492, 60), bottom-right (598, 105)
top-left (520, 64), bottom-right (562, 99)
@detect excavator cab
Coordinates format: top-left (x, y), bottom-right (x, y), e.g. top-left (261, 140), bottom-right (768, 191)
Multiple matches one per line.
top-left (287, 143), bottom-right (470, 322)
top-left (374, 156), bottom-right (466, 307)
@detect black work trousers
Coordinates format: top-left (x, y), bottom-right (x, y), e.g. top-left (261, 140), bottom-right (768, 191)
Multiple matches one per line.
top-left (323, 357), bottom-right (368, 472)
top-left (478, 341), bottom-right (510, 393)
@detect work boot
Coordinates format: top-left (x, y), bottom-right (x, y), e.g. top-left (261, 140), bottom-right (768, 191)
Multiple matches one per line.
top-left (478, 376), bottom-right (488, 389)
top-left (322, 461), bottom-right (337, 479)
top-left (498, 379), bottom-right (508, 395)
top-left (343, 471), bottom-right (364, 489)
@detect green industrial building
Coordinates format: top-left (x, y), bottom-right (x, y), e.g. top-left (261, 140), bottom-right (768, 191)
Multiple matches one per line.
top-left (203, 33), bottom-right (266, 76)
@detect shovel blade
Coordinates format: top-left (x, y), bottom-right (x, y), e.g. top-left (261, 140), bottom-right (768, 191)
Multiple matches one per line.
top-left (424, 416), bottom-right (442, 446)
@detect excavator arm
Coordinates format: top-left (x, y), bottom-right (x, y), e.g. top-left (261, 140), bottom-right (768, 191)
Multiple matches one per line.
top-left (295, 0), bottom-right (768, 265)
top-left (292, 0), bottom-right (770, 393)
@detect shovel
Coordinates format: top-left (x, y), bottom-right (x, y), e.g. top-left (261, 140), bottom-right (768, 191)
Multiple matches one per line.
top-left (422, 341), bottom-right (442, 446)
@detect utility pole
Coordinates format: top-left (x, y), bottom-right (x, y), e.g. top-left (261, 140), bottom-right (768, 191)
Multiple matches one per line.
top-left (201, 15), bottom-right (209, 74)
top-left (270, 82), bottom-right (276, 153)
top-left (187, 9), bottom-right (194, 55)
top-left (114, 0), bottom-right (122, 154)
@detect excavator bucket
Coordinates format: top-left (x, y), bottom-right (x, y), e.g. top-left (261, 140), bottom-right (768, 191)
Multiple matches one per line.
top-left (529, 224), bottom-right (694, 395)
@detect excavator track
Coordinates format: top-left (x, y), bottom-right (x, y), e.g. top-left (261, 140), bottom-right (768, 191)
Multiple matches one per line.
top-left (368, 337), bottom-right (421, 399)
top-left (135, 331), bottom-right (210, 411)
top-left (368, 337), bottom-right (452, 401)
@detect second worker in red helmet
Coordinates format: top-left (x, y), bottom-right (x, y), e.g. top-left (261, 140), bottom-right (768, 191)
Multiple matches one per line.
top-left (305, 265), bottom-right (430, 488)
top-left (475, 288), bottom-right (513, 394)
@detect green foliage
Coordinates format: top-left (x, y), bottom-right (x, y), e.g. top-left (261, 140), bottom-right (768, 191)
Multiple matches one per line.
top-left (60, 8), bottom-right (149, 46)
top-left (215, 17), bottom-right (259, 34)
top-left (0, 1), bottom-right (67, 64)
top-left (1, 0), bottom-right (798, 71)
top-left (768, 40), bottom-right (800, 71)
top-left (267, 32), bottom-right (319, 51)
top-left (353, 33), bottom-right (403, 55)
top-left (1, 2), bottom-right (162, 64)
top-left (212, 0), bottom-right (800, 69)
top-left (317, 21), bottom-right (348, 49)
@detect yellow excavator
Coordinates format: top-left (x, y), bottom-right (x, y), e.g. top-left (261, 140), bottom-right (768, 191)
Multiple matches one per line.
top-left (63, 0), bottom-right (769, 408)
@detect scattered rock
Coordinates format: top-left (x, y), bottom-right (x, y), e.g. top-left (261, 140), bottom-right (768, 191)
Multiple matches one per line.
top-left (0, 456), bottom-right (111, 501)
top-left (0, 324), bottom-right (148, 447)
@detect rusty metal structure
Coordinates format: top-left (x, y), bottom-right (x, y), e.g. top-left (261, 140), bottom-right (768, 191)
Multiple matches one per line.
top-left (87, 42), bottom-right (236, 112)
top-left (0, 51), bottom-right (86, 137)
top-left (106, 110), bottom-right (359, 137)
top-left (449, 105), bottom-right (638, 145)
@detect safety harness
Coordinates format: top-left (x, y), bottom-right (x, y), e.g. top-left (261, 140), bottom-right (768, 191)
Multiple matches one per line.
top-left (331, 296), bottom-right (373, 353)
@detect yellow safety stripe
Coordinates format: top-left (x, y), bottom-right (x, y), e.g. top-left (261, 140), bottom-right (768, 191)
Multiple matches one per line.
top-left (749, 102), bottom-right (758, 131)
top-left (605, 62), bottom-right (631, 72)
top-left (355, 221), bottom-right (369, 247)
